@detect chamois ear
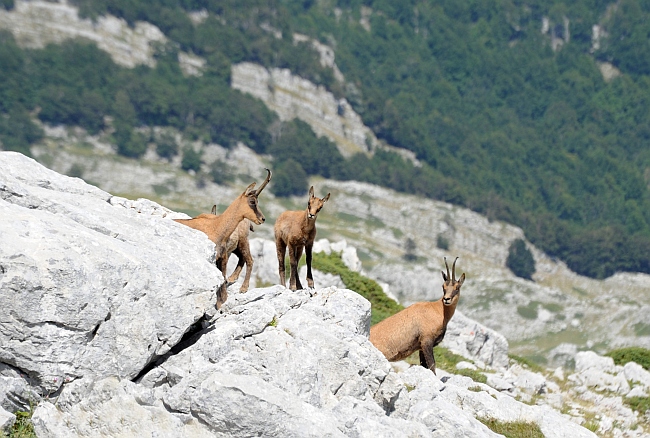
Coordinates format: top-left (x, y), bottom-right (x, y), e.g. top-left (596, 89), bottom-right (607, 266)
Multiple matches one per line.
top-left (243, 182), bottom-right (257, 196)
top-left (441, 271), bottom-right (448, 282)
top-left (309, 186), bottom-right (314, 198)
top-left (211, 205), bottom-right (217, 215)
top-left (323, 193), bottom-right (330, 202)
top-left (457, 273), bottom-right (466, 286)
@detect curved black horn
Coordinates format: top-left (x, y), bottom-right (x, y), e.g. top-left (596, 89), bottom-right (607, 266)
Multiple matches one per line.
top-left (444, 257), bottom-right (450, 282)
top-left (255, 168), bottom-right (272, 196)
top-left (452, 257), bottom-right (459, 281)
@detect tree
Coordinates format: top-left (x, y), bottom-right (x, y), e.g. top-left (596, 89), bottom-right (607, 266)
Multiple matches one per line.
top-left (271, 159), bottom-right (308, 197)
top-left (506, 239), bottom-right (536, 280)
top-left (181, 147), bottom-right (202, 172)
top-left (156, 132), bottom-right (178, 160)
top-left (403, 237), bottom-right (417, 261)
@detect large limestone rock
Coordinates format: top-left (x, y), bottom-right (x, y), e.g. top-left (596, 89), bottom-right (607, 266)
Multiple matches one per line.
top-left (0, 151), bottom-right (220, 399)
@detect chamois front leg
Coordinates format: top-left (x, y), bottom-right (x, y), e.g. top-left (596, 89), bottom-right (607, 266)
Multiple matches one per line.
top-left (419, 340), bottom-right (437, 375)
top-left (294, 245), bottom-right (304, 290)
top-left (288, 245), bottom-right (302, 291)
top-left (215, 255), bottom-right (229, 310)
top-left (276, 238), bottom-right (287, 287)
top-left (305, 243), bottom-right (314, 288)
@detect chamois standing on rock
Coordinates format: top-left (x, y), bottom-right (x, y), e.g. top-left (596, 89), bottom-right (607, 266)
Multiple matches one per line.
top-left (274, 186), bottom-right (330, 291)
top-left (209, 204), bottom-right (255, 293)
top-left (174, 169), bottom-right (271, 308)
top-left (369, 257), bottom-right (465, 374)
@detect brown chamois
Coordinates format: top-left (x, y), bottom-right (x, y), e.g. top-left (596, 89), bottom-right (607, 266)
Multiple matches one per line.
top-left (369, 257), bottom-right (466, 374)
top-left (174, 169), bottom-right (271, 308)
top-left (274, 186), bottom-right (330, 291)
top-left (210, 204), bottom-right (255, 293)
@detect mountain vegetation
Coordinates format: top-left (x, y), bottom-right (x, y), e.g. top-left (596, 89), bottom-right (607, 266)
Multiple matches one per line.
top-left (1, 0), bottom-right (650, 279)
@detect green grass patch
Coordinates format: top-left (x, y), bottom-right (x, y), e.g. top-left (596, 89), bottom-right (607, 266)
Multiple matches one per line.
top-left (509, 354), bottom-right (545, 373)
top-left (517, 301), bottom-right (539, 320)
top-left (478, 418), bottom-right (544, 438)
top-left (633, 323), bottom-right (650, 337)
top-left (624, 396), bottom-right (650, 414)
top-left (312, 251), bottom-right (403, 325)
top-left (3, 408), bottom-right (36, 438)
top-left (541, 303), bottom-right (563, 313)
top-left (605, 347), bottom-right (650, 370)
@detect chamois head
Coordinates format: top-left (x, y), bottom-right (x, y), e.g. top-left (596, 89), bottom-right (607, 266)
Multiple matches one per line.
top-left (307, 186), bottom-right (330, 220)
top-left (441, 257), bottom-right (465, 307)
top-left (240, 168), bottom-right (272, 225)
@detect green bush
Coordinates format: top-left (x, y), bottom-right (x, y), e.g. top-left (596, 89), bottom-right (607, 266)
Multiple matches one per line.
top-left (114, 125), bottom-right (147, 158)
top-left (180, 147), bottom-right (202, 172)
top-left (506, 239), bottom-right (536, 280)
top-left (271, 159), bottom-right (308, 198)
top-left (605, 347), bottom-right (650, 370)
top-left (209, 160), bottom-right (232, 185)
top-left (155, 132), bottom-right (178, 160)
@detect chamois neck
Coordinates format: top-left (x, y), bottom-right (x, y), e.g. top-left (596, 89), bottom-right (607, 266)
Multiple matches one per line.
top-left (443, 301), bottom-right (457, 323)
top-left (302, 209), bottom-right (317, 229)
top-left (216, 197), bottom-right (248, 240)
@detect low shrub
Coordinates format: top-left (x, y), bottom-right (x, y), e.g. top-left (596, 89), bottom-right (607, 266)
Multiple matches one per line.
top-left (605, 347), bottom-right (650, 370)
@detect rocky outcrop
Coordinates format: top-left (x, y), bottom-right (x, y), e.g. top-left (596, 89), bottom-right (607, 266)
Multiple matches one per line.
top-left (0, 152), bottom-right (598, 437)
top-left (0, 0), bottom-right (164, 67)
top-left (0, 151), bottom-right (220, 400)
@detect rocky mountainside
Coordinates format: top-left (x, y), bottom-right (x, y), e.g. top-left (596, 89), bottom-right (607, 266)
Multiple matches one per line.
top-left (0, 151), bottom-right (614, 437)
top-left (2, 0), bottom-right (650, 365)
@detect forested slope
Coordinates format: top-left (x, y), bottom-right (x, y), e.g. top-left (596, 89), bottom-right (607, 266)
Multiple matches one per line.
top-left (1, 0), bottom-right (650, 279)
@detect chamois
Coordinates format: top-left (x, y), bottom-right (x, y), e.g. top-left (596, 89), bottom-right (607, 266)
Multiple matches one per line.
top-left (174, 169), bottom-right (271, 308)
top-left (210, 204), bottom-right (255, 293)
top-left (369, 257), bottom-right (465, 374)
top-left (274, 186), bottom-right (330, 291)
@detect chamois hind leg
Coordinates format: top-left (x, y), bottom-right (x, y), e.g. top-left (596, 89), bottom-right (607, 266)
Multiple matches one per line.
top-left (419, 341), bottom-right (437, 375)
top-left (305, 243), bottom-right (314, 288)
top-left (292, 245), bottom-right (304, 290)
top-left (236, 241), bottom-right (254, 293)
top-left (227, 248), bottom-right (245, 284)
top-left (276, 237), bottom-right (287, 287)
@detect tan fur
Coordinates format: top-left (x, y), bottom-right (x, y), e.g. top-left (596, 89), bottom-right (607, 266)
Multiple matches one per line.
top-left (274, 186), bottom-right (330, 291)
top-left (211, 204), bottom-right (255, 293)
top-left (174, 169), bottom-right (271, 308)
top-left (369, 257), bottom-right (466, 374)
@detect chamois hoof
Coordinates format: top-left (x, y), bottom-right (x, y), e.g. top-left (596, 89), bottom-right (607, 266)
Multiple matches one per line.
top-left (216, 282), bottom-right (228, 310)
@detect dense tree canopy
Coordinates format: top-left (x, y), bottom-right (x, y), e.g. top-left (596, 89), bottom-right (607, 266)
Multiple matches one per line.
top-left (2, 0), bottom-right (650, 278)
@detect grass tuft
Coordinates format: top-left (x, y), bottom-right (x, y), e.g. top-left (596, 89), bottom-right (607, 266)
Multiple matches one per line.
top-left (478, 417), bottom-right (544, 438)
top-left (3, 407), bottom-right (36, 438)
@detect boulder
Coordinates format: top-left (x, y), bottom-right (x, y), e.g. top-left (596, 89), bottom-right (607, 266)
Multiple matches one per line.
top-left (0, 152), bottom-right (220, 396)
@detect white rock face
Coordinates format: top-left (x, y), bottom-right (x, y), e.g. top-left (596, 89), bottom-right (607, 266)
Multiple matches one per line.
top-left (232, 62), bottom-right (374, 157)
top-left (1, 153), bottom-right (597, 437)
top-left (442, 311), bottom-right (509, 369)
top-left (0, 406), bottom-right (14, 433)
top-left (0, 151), bottom-right (220, 397)
top-left (0, 0), bottom-right (165, 67)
